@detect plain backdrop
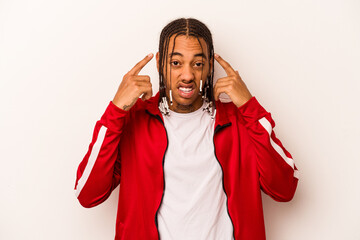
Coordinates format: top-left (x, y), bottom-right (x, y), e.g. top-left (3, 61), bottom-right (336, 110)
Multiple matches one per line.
top-left (1, 0), bottom-right (359, 239)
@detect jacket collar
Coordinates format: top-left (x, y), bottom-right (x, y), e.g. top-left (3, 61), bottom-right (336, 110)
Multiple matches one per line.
top-left (144, 92), bottom-right (162, 117)
top-left (214, 100), bottom-right (231, 126)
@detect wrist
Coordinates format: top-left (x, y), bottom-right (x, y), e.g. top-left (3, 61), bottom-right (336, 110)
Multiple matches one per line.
top-left (234, 94), bottom-right (253, 108)
top-left (112, 96), bottom-right (129, 111)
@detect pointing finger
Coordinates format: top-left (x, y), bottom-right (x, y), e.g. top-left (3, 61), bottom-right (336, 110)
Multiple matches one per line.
top-left (214, 53), bottom-right (236, 76)
top-left (128, 53), bottom-right (154, 76)
top-left (133, 75), bottom-right (151, 82)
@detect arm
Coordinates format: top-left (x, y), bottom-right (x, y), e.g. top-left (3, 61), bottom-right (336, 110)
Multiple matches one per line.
top-left (238, 97), bottom-right (299, 201)
top-left (214, 54), bottom-right (299, 201)
top-left (74, 53), bottom-right (154, 208)
top-left (74, 102), bottom-right (127, 208)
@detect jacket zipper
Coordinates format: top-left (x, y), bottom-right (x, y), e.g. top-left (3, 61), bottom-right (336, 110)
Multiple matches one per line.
top-left (213, 123), bottom-right (236, 240)
top-left (153, 114), bottom-right (168, 240)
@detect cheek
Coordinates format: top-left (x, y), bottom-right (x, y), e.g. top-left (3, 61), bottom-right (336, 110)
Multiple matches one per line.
top-left (197, 68), bottom-right (208, 80)
top-left (165, 68), bottom-right (179, 86)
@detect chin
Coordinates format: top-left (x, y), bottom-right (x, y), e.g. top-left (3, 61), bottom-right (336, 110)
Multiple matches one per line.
top-left (174, 95), bottom-right (203, 109)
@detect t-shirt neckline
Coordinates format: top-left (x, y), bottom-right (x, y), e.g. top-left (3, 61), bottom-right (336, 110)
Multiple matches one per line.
top-left (167, 101), bottom-right (207, 119)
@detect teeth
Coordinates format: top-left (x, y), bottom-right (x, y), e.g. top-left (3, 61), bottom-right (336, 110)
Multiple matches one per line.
top-left (179, 87), bottom-right (192, 93)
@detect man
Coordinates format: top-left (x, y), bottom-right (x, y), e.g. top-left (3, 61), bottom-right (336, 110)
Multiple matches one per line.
top-left (74, 18), bottom-right (299, 240)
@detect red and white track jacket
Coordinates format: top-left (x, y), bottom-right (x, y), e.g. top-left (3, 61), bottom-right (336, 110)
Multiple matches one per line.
top-left (74, 93), bottom-right (299, 240)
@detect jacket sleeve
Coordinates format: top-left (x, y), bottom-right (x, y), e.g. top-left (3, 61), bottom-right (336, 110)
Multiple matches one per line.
top-left (74, 101), bottom-right (128, 208)
top-left (238, 97), bottom-right (299, 202)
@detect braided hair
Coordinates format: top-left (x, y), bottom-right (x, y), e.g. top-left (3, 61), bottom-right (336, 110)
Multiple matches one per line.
top-left (158, 18), bottom-right (214, 106)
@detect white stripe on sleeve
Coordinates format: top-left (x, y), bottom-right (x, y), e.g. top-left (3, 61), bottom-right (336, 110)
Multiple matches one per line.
top-left (259, 117), bottom-right (299, 179)
top-left (75, 126), bottom-right (108, 197)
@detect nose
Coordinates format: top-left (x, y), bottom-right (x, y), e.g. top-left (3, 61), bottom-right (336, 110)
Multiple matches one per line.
top-left (180, 65), bottom-right (195, 82)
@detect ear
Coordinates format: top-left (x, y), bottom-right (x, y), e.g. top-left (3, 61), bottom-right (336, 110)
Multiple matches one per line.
top-left (156, 52), bottom-right (160, 73)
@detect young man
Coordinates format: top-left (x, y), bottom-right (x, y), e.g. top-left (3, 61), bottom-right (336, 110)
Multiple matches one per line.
top-left (74, 18), bottom-right (299, 240)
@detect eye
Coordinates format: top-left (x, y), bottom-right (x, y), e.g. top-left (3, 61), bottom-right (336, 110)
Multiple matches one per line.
top-left (194, 62), bottom-right (204, 67)
top-left (171, 61), bottom-right (180, 66)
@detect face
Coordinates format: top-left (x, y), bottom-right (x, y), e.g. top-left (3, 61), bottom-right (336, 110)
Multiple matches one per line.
top-left (156, 35), bottom-right (212, 113)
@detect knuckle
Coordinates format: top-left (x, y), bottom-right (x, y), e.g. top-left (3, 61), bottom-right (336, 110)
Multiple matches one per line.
top-left (130, 79), bottom-right (137, 86)
top-left (133, 82), bottom-right (140, 89)
top-left (123, 74), bottom-right (129, 80)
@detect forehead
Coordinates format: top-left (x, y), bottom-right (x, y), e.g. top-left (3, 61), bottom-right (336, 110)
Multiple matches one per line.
top-left (167, 35), bottom-right (208, 57)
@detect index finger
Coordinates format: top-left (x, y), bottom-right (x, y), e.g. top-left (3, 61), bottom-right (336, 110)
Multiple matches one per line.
top-left (128, 53), bottom-right (154, 76)
top-left (214, 53), bottom-right (236, 76)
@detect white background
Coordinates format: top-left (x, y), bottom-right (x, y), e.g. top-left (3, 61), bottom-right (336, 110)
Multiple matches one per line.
top-left (1, 0), bottom-right (359, 239)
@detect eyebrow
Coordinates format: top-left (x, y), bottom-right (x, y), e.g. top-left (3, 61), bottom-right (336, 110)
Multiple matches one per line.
top-left (169, 52), bottom-right (207, 60)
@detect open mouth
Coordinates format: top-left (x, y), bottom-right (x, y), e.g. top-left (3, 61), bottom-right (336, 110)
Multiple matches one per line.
top-left (177, 84), bottom-right (195, 98)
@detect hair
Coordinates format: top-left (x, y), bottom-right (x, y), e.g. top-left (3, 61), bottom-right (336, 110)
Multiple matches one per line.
top-left (158, 18), bottom-right (214, 105)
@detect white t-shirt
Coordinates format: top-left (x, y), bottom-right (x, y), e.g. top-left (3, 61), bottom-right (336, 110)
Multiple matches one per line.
top-left (157, 102), bottom-right (234, 240)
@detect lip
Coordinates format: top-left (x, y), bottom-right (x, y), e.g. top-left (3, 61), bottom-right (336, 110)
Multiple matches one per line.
top-left (177, 84), bottom-right (195, 99)
top-left (178, 82), bottom-right (194, 88)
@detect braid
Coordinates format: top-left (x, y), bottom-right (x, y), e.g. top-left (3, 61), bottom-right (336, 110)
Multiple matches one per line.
top-left (158, 18), bottom-right (215, 106)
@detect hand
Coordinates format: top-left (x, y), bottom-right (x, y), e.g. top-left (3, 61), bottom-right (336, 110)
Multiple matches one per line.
top-left (112, 53), bottom-right (154, 111)
top-left (214, 54), bottom-right (252, 108)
